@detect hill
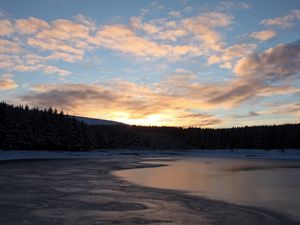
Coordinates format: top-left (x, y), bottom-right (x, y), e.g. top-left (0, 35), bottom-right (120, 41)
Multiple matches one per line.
top-left (75, 116), bottom-right (125, 126)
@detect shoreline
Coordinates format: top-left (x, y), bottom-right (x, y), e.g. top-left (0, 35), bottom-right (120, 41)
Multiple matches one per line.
top-left (0, 156), bottom-right (299, 225)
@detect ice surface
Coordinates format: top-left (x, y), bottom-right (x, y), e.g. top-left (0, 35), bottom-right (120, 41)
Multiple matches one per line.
top-left (0, 149), bottom-right (299, 161)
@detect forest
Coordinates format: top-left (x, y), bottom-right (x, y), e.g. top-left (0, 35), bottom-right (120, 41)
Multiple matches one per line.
top-left (1, 102), bottom-right (300, 150)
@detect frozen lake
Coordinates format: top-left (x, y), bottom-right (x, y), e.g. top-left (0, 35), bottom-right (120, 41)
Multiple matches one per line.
top-left (116, 157), bottom-right (300, 220)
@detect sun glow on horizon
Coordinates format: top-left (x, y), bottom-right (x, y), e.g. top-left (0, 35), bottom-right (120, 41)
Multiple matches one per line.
top-left (115, 114), bottom-right (169, 126)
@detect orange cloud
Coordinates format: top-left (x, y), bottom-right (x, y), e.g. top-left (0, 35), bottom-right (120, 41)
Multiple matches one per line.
top-left (261, 9), bottom-right (300, 28)
top-left (0, 51), bottom-right (71, 77)
top-left (0, 20), bottom-right (14, 36)
top-left (26, 18), bottom-right (93, 63)
top-left (15, 17), bottom-right (49, 34)
top-left (92, 24), bottom-right (200, 58)
top-left (46, 52), bottom-right (83, 63)
top-left (157, 29), bottom-right (188, 41)
top-left (27, 37), bottom-right (84, 55)
top-left (207, 43), bottom-right (257, 68)
top-left (0, 39), bottom-right (22, 53)
top-left (15, 64), bottom-right (71, 76)
top-left (93, 25), bottom-right (168, 57)
top-left (182, 12), bottom-right (233, 51)
top-left (0, 74), bottom-right (18, 90)
top-left (249, 30), bottom-right (276, 41)
top-left (37, 19), bottom-right (90, 40)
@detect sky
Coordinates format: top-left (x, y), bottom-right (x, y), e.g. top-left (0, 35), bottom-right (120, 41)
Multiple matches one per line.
top-left (0, 0), bottom-right (300, 127)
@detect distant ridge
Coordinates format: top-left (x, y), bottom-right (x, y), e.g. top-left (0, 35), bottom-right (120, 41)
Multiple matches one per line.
top-left (74, 116), bottom-right (126, 126)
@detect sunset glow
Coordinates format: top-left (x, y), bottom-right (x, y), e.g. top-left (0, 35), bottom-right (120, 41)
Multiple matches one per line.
top-left (0, 0), bottom-right (299, 127)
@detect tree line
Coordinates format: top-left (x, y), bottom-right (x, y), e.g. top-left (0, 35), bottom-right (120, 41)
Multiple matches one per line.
top-left (1, 102), bottom-right (299, 150)
top-left (0, 102), bottom-right (94, 150)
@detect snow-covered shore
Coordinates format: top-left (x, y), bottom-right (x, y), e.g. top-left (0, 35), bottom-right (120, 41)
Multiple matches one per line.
top-left (0, 149), bottom-right (300, 161)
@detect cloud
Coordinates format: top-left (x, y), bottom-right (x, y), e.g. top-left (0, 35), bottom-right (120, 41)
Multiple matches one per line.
top-left (130, 11), bottom-right (235, 55)
top-left (93, 25), bottom-right (168, 57)
top-left (0, 74), bottom-right (18, 90)
top-left (27, 37), bottom-right (85, 55)
top-left (186, 77), bottom-right (271, 107)
top-left (182, 12), bottom-right (234, 51)
top-left (158, 51), bottom-right (300, 108)
top-left (0, 39), bottom-right (22, 53)
top-left (147, 72), bottom-right (260, 108)
top-left (178, 113), bottom-right (222, 127)
top-left (0, 16), bottom-right (93, 76)
top-left (247, 111), bottom-right (260, 117)
top-left (207, 43), bottom-right (257, 68)
top-left (142, 23), bottom-right (160, 34)
top-left (196, 40), bottom-right (300, 107)
top-left (127, 10), bottom-right (244, 64)
top-left (15, 17), bottom-right (49, 34)
top-left (234, 39), bottom-right (300, 81)
top-left (46, 52), bottom-right (83, 63)
top-left (249, 30), bottom-right (276, 41)
top-left (37, 19), bottom-right (91, 40)
top-left (40, 65), bottom-right (71, 76)
top-left (0, 54), bottom-right (20, 69)
top-left (130, 16), bottom-right (187, 42)
top-left (195, 39), bottom-right (300, 107)
top-left (261, 102), bottom-right (300, 120)
top-left (261, 9), bottom-right (300, 28)
top-left (26, 18), bottom-right (93, 62)
top-left (257, 86), bottom-right (300, 97)
top-left (130, 17), bottom-right (160, 34)
top-left (74, 14), bottom-right (96, 31)
top-left (0, 52), bottom-right (71, 76)
top-left (15, 64), bottom-right (71, 76)
top-left (0, 19), bottom-right (14, 36)
top-left (186, 12), bottom-right (234, 28)
top-left (157, 29), bottom-right (188, 41)
top-left (232, 111), bottom-right (260, 118)
top-left (92, 24), bottom-right (200, 58)
top-left (130, 16), bottom-right (143, 29)
top-left (217, 1), bottom-right (251, 11)
top-left (168, 11), bottom-right (181, 18)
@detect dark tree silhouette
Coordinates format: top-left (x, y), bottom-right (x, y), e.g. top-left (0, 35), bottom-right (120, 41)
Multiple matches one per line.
top-left (0, 102), bottom-right (95, 150)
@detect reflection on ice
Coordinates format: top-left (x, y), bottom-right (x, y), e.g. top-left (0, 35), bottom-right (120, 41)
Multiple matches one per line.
top-left (116, 158), bottom-right (300, 220)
